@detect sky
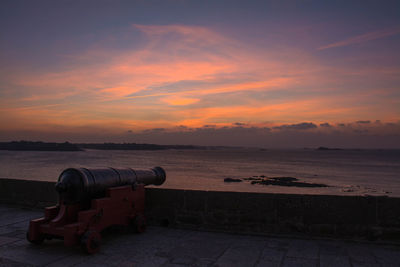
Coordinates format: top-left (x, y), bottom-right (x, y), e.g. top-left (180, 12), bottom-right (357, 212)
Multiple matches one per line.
top-left (0, 0), bottom-right (399, 148)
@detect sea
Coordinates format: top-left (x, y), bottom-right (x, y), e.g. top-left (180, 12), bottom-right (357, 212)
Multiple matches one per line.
top-left (0, 148), bottom-right (399, 196)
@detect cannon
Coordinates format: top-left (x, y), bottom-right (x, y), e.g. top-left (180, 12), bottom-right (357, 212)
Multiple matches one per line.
top-left (27, 167), bottom-right (166, 254)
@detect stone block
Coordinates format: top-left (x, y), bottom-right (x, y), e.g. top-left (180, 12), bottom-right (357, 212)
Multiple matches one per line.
top-left (335, 224), bottom-right (368, 237)
top-left (205, 210), bottom-right (228, 224)
top-left (145, 188), bottom-right (184, 226)
top-left (206, 191), bottom-right (242, 211)
top-left (376, 196), bottom-right (400, 227)
top-left (176, 212), bottom-right (203, 226)
top-left (146, 188), bottom-right (184, 210)
top-left (0, 179), bottom-right (57, 207)
top-left (303, 195), bottom-right (377, 225)
top-left (183, 190), bottom-right (206, 212)
top-left (276, 195), bottom-right (305, 224)
top-left (380, 227), bottom-right (400, 240)
top-left (259, 223), bottom-right (279, 234)
top-left (308, 224), bottom-right (336, 236)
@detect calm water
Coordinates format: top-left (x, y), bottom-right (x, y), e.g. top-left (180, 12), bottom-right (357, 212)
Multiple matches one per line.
top-left (0, 148), bottom-right (399, 196)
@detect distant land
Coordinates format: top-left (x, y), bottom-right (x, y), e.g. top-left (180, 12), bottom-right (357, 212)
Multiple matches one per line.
top-left (1, 141), bottom-right (388, 152)
top-left (0, 141), bottom-right (82, 151)
top-left (316, 146), bottom-right (344, 151)
top-left (78, 143), bottom-right (199, 150)
top-left (0, 141), bottom-right (203, 151)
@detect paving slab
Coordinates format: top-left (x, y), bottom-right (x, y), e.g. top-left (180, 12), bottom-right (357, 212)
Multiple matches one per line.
top-left (347, 244), bottom-right (379, 264)
top-left (214, 238), bottom-right (266, 267)
top-left (0, 209), bottom-right (39, 227)
top-left (0, 236), bottom-right (19, 246)
top-left (372, 246), bottom-right (400, 267)
top-left (167, 231), bottom-right (235, 265)
top-left (319, 254), bottom-right (351, 267)
top-left (319, 241), bottom-right (351, 267)
top-left (0, 239), bottom-right (74, 266)
top-left (0, 257), bottom-right (33, 267)
top-left (281, 256), bottom-right (319, 267)
top-left (255, 247), bottom-right (285, 267)
top-left (0, 204), bottom-right (400, 266)
top-left (285, 239), bottom-right (319, 260)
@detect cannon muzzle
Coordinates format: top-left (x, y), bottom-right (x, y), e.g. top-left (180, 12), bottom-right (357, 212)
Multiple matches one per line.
top-left (55, 166), bottom-right (166, 204)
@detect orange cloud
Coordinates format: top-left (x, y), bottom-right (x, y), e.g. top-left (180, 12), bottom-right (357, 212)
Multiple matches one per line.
top-left (1, 24), bottom-right (398, 136)
top-left (161, 96), bottom-right (200, 106)
top-left (100, 86), bottom-right (141, 98)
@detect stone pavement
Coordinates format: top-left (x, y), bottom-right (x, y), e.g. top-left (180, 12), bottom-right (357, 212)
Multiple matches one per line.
top-left (0, 204), bottom-right (400, 266)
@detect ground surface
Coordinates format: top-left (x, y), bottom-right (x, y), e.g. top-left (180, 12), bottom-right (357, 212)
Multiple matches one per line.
top-left (0, 204), bottom-right (400, 266)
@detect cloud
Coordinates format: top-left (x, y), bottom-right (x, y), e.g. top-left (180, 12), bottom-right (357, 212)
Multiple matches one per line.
top-left (143, 128), bottom-right (166, 133)
top-left (202, 124), bottom-right (216, 128)
top-left (119, 120), bottom-right (400, 148)
top-left (1, 120), bottom-right (399, 148)
top-left (1, 24), bottom-right (399, 135)
top-left (318, 27), bottom-right (400, 50)
top-left (320, 122), bottom-right (331, 127)
top-left (133, 24), bottom-right (229, 47)
top-left (273, 122), bottom-right (317, 131)
top-left (126, 77), bottom-right (293, 100)
top-left (161, 96), bottom-right (200, 106)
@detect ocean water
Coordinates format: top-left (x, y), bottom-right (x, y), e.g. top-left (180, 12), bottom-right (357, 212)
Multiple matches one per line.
top-left (0, 148), bottom-right (399, 196)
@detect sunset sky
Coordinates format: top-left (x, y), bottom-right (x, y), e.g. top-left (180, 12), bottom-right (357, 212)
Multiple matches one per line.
top-left (1, 0), bottom-right (399, 147)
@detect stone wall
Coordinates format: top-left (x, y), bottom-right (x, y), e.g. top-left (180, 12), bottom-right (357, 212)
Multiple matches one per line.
top-left (1, 178), bottom-right (399, 241)
top-left (0, 178), bottom-right (57, 207)
top-left (145, 188), bottom-right (400, 241)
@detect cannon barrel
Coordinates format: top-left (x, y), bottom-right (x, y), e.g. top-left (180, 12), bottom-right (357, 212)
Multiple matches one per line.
top-left (55, 166), bottom-right (166, 204)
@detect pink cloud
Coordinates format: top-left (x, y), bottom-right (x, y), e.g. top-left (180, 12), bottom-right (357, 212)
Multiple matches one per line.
top-left (1, 24), bottom-right (398, 135)
top-left (318, 27), bottom-right (400, 50)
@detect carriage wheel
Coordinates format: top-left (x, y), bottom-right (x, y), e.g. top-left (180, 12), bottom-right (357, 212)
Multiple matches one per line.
top-left (26, 231), bottom-right (44, 245)
top-left (81, 230), bottom-right (101, 254)
top-left (132, 215), bottom-right (146, 233)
